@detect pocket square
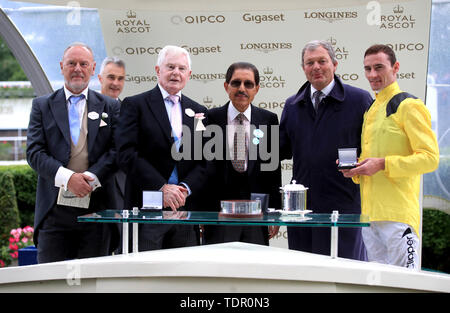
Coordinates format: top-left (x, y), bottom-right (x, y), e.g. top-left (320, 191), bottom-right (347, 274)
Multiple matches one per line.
top-left (100, 119), bottom-right (107, 127)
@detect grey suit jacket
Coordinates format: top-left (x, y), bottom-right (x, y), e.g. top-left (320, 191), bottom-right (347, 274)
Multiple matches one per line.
top-left (26, 87), bottom-right (119, 244)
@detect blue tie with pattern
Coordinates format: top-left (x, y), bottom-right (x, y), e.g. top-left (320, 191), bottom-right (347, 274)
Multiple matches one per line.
top-left (68, 95), bottom-right (84, 145)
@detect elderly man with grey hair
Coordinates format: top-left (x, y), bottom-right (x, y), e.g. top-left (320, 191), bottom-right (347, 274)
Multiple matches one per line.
top-left (279, 40), bottom-right (373, 260)
top-left (98, 56), bottom-right (126, 100)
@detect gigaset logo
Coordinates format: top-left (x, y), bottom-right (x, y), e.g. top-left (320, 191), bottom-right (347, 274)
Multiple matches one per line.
top-left (115, 10), bottom-right (150, 33)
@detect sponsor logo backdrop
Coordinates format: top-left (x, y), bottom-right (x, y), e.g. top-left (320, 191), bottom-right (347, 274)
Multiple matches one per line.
top-left (98, 0), bottom-right (431, 247)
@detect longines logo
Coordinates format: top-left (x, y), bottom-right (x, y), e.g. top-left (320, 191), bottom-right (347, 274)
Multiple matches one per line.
top-left (242, 13), bottom-right (286, 24)
top-left (240, 42), bottom-right (292, 54)
top-left (191, 73), bottom-right (226, 84)
top-left (303, 10), bottom-right (357, 23)
top-left (327, 37), bottom-right (349, 60)
top-left (116, 10), bottom-right (151, 33)
top-left (380, 5), bottom-right (416, 29)
top-left (260, 67), bottom-right (286, 88)
top-left (125, 74), bottom-right (157, 84)
top-left (171, 15), bottom-right (226, 25)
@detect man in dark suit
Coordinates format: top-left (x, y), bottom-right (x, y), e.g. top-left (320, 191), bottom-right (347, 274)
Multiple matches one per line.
top-left (203, 62), bottom-right (281, 245)
top-left (115, 45), bottom-right (207, 250)
top-left (279, 40), bottom-right (372, 260)
top-left (26, 42), bottom-right (119, 263)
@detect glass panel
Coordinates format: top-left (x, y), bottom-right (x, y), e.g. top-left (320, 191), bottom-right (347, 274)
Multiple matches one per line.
top-left (78, 210), bottom-right (370, 228)
top-left (423, 1), bottom-right (450, 207)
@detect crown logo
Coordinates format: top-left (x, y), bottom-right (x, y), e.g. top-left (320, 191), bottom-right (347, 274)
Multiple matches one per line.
top-left (203, 96), bottom-right (213, 104)
top-left (393, 5), bottom-right (404, 14)
top-left (327, 37), bottom-right (337, 46)
top-left (263, 67), bottom-right (274, 75)
top-left (127, 10), bottom-right (137, 18)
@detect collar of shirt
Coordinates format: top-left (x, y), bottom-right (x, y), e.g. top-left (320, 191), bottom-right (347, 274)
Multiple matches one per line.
top-left (64, 86), bottom-right (88, 120)
top-left (310, 79), bottom-right (335, 103)
top-left (159, 84), bottom-right (182, 119)
top-left (227, 101), bottom-right (251, 124)
top-left (64, 86), bottom-right (89, 102)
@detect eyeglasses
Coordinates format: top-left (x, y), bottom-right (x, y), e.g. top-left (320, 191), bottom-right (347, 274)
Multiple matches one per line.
top-left (229, 80), bottom-right (256, 89)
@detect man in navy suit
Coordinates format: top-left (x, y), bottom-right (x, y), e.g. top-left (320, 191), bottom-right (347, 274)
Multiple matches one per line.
top-left (116, 45), bottom-right (207, 250)
top-left (280, 40), bottom-right (372, 260)
top-left (27, 42), bottom-right (119, 263)
top-left (203, 62), bottom-right (281, 245)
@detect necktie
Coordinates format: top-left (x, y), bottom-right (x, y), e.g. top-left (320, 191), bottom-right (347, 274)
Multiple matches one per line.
top-left (231, 113), bottom-right (247, 173)
top-left (313, 90), bottom-right (323, 112)
top-left (168, 95), bottom-right (182, 140)
top-left (68, 95), bottom-right (84, 145)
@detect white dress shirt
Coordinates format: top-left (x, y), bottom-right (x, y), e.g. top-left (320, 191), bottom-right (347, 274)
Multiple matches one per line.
top-left (310, 79), bottom-right (335, 108)
top-left (54, 86), bottom-right (100, 191)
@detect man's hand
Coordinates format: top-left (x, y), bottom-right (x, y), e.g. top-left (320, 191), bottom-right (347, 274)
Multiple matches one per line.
top-left (340, 158), bottom-right (385, 178)
top-left (268, 225), bottom-right (280, 240)
top-left (67, 173), bottom-right (94, 197)
top-left (161, 184), bottom-right (188, 211)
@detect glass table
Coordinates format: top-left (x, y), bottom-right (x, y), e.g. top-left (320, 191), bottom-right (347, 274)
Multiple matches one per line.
top-left (78, 209), bottom-right (370, 258)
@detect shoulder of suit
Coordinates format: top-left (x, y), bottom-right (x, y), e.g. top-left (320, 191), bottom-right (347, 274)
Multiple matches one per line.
top-left (182, 94), bottom-right (206, 112)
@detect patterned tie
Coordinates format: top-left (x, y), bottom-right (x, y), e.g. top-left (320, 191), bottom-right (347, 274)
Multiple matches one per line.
top-left (168, 95), bottom-right (182, 140)
top-left (68, 95), bottom-right (84, 145)
top-left (231, 113), bottom-right (247, 173)
top-left (313, 90), bottom-right (323, 112)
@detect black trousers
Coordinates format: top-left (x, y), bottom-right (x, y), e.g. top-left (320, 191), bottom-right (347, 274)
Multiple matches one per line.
top-left (203, 225), bottom-right (267, 246)
top-left (37, 205), bottom-right (112, 264)
top-left (137, 223), bottom-right (198, 251)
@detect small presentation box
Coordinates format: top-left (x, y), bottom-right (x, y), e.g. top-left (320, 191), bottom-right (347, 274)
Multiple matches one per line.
top-left (338, 148), bottom-right (357, 169)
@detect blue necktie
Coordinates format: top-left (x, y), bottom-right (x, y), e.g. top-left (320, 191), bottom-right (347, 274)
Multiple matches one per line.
top-left (68, 95), bottom-right (84, 145)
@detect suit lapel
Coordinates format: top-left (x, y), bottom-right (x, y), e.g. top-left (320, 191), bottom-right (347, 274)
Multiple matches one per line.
top-left (147, 87), bottom-right (173, 144)
top-left (87, 90), bottom-right (105, 153)
top-left (49, 88), bottom-right (71, 146)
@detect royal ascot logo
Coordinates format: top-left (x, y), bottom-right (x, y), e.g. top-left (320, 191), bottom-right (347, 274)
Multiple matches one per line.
top-left (171, 14), bottom-right (226, 25)
top-left (240, 42), bottom-right (292, 54)
top-left (260, 67), bottom-right (286, 89)
top-left (115, 10), bottom-right (151, 33)
top-left (379, 5), bottom-right (416, 29)
top-left (125, 74), bottom-right (158, 85)
top-left (303, 9), bottom-right (358, 23)
top-left (202, 96), bottom-right (220, 109)
top-left (327, 37), bottom-right (349, 60)
top-left (190, 73), bottom-right (226, 84)
top-left (241, 13), bottom-right (286, 24)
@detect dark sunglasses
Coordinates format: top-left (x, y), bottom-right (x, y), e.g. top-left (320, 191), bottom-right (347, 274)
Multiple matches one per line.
top-left (229, 80), bottom-right (256, 89)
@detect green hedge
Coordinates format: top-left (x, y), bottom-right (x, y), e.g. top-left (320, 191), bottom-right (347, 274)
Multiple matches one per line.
top-left (0, 171), bottom-right (20, 247)
top-left (0, 165), bottom-right (448, 272)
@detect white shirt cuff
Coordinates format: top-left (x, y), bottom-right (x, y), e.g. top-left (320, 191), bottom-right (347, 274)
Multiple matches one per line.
top-left (54, 166), bottom-right (74, 191)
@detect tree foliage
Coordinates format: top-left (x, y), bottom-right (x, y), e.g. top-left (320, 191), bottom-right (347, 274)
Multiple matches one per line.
top-left (0, 36), bottom-right (28, 81)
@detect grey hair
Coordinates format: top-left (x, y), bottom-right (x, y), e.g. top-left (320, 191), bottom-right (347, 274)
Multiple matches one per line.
top-left (99, 56), bottom-right (126, 75)
top-left (156, 45), bottom-right (192, 69)
top-left (301, 40), bottom-right (337, 66)
top-left (63, 41), bottom-right (94, 58)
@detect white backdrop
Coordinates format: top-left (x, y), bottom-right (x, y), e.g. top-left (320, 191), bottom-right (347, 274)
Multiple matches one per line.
top-left (96, 0), bottom-right (431, 247)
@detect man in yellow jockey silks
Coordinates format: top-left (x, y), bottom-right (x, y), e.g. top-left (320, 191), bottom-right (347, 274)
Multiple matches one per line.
top-left (341, 44), bottom-right (439, 270)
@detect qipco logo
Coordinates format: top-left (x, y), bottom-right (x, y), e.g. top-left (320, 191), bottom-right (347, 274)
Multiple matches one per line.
top-left (183, 15), bottom-right (226, 24)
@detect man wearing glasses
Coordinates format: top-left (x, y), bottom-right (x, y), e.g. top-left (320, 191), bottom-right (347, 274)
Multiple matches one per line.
top-left (202, 62), bottom-right (281, 245)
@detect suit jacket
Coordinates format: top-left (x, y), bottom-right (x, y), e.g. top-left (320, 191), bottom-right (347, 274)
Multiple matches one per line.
top-left (280, 75), bottom-right (373, 213)
top-left (115, 86), bottom-right (207, 210)
top-left (204, 102), bottom-right (281, 211)
top-left (26, 88), bottom-right (119, 243)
